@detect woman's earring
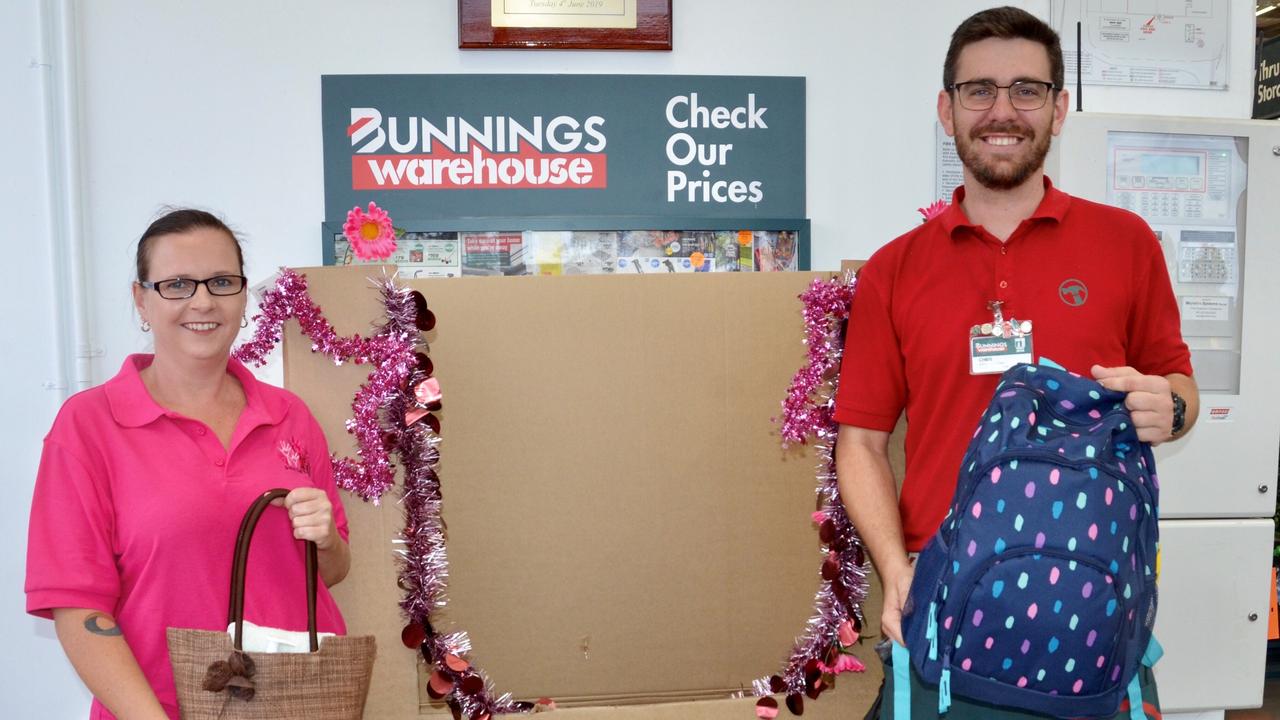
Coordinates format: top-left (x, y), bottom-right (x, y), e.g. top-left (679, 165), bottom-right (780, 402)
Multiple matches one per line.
top-left (241, 315), bottom-right (249, 328)
top-left (140, 320), bottom-right (151, 332)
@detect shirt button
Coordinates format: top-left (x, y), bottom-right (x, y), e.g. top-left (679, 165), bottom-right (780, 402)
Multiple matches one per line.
top-left (999, 280), bottom-right (1009, 289)
top-left (1000, 247), bottom-right (1008, 255)
top-left (196, 427), bottom-right (207, 436)
top-left (215, 458), bottom-right (225, 467)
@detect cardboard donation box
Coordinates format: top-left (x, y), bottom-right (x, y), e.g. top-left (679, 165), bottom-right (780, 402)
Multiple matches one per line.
top-left (284, 267), bottom-right (887, 719)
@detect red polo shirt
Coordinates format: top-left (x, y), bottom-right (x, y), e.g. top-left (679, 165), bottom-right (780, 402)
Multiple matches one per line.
top-left (833, 179), bottom-right (1191, 551)
top-left (26, 355), bottom-right (349, 720)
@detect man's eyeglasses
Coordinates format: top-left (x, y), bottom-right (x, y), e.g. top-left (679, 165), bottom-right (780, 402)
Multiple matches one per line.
top-left (138, 275), bottom-right (248, 300)
top-left (946, 80), bottom-right (1058, 111)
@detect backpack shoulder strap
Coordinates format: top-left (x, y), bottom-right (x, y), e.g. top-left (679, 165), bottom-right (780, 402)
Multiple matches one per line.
top-left (1125, 636), bottom-right (1164, 720)
top-left (1142, 635), bottom-right (1164, 667)
top-left (891, 641), bottom-right (911, 720)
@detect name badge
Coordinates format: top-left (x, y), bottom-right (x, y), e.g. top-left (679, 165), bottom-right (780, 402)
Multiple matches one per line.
top-left (969, 300), bottom-right (1034, 375)
top-left (970, 333), bottom-right (1034, 374)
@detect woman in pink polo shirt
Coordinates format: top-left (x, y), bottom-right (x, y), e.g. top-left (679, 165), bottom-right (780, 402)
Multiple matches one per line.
top-left (25, 209), bottom-right (352, 720)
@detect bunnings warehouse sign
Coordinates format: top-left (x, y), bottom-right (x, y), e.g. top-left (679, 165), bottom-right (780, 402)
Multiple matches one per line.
top-left (322, 74), bottom-right (805, 220)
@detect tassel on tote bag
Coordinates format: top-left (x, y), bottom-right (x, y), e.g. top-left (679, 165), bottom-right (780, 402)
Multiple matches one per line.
top-left (167, 489), bottom-right (376, 719)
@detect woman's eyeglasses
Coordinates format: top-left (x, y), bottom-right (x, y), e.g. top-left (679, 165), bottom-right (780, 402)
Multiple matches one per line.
top-left (138, 275), bottom-right (248, 300)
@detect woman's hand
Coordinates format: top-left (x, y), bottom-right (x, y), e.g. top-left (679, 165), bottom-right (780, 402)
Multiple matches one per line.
top-left (274, 487), bottom-right (351, 586)
top-left (277, 487), bottom-right (338, 550)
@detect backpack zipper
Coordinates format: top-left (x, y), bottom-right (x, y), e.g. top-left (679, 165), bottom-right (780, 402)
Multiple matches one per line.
top-left (948, 449), bottom-right (1154, 581)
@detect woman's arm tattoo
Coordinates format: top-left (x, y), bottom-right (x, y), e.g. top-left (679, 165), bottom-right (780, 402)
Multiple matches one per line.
top-left (83, 612), bottom-right (123, 637)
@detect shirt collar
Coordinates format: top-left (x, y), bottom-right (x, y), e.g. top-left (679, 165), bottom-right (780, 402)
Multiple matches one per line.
top-left (939, 176), bottom-right (1071, 238)
top-left (105, 354), bottom-right (287, 428)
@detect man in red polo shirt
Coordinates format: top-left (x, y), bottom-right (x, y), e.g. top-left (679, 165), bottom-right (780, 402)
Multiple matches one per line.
top-left (833, 7), bottom-right (1199, 716)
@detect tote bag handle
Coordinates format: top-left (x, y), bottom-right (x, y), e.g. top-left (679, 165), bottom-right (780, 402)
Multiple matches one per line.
top-left (226, 488), bottom-right (319, 653)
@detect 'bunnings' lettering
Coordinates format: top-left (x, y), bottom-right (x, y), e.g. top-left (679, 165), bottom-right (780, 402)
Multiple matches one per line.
top-left (349, 108), bottom-right (607, 155)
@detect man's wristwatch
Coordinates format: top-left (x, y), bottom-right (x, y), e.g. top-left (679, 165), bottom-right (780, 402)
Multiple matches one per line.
top-left (1170, 391), bottom-right (1187, 436)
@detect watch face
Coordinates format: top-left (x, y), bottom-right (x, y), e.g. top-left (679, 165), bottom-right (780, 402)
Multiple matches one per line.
top-left (1171, 392), bottom-right (1187, 433)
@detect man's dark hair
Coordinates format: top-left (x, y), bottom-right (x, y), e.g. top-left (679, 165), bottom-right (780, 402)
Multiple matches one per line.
top-left (943, 6), bottom-right (1064, 90)
top-left (136, 208), bottom-right (244, 281)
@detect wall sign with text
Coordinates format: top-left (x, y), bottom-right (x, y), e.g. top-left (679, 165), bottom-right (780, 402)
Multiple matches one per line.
top-left (322, 75), bottom-right (806, 222)
top-left (1255, 37), bottom-right (1280, 120)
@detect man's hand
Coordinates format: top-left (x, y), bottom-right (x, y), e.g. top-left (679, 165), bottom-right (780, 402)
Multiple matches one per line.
top-left (879, 563), bottom-right (915, 646)
top-left (1090, 365), bottom-right (1173, 444)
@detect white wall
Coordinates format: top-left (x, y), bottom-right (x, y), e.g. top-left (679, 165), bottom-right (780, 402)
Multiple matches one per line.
top-left (1, 1), bottom-right (94, 718)
top-left (4, 1), bottom-right (1260, 716)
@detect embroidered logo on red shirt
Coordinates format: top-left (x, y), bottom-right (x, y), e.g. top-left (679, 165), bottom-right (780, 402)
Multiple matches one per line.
top-left (1058, 278), bottom-right (1089, 307)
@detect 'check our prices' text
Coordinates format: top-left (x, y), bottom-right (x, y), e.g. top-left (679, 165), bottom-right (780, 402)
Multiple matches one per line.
top-left (665, 93), bottom-right (767, 205)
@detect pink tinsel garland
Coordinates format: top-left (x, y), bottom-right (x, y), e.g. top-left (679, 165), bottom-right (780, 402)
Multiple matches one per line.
top-left (234, 268), bottom-right (416, 502)
top-left (753, 273), bottom-right (870, 711)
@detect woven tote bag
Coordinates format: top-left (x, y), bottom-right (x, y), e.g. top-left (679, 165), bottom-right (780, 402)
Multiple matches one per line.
top-left (167, 488), bottom-right (376, 719)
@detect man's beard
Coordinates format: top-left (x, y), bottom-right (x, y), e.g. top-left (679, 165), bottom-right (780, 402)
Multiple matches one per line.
top-left (954, 119), bottom-right (1052, 190)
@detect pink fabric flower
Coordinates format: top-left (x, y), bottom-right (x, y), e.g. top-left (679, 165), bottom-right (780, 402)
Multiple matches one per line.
top-left (343, 201), bottom-right (397, 260)
top-left (818, 652), bottom-right (866, 675)
top-left (917, 199), bottom-right (949, 223)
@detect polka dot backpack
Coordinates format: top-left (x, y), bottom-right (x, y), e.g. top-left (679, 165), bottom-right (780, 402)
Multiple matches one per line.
top-left (894, 359), bottom-right (1162, 719)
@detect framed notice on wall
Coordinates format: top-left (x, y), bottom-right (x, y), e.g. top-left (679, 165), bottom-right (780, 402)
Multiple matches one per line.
top-left (459, 0), bottom-right (672, 50)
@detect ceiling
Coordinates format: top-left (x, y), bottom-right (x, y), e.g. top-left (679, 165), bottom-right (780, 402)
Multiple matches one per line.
top-left (1260, 1), bottom-right (1280, 41)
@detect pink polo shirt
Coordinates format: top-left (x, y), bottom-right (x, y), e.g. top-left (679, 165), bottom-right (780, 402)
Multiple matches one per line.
top-left (26, 355), bottom-right (350, 720)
